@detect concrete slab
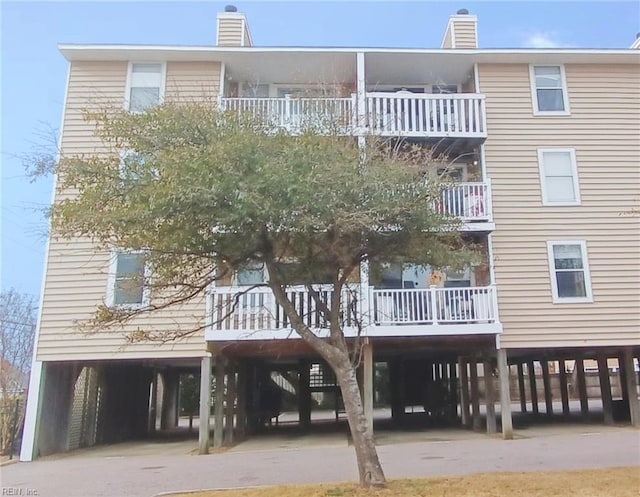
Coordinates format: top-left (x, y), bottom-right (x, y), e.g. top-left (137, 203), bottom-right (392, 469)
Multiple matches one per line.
top-left (2, 423), bottom-right (639, 497)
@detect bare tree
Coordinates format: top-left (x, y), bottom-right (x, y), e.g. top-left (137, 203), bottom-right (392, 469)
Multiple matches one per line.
top-left (0, 289), bottom-right (37, 455)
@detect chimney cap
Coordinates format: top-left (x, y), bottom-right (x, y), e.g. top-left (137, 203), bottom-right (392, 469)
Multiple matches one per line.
top-left (224, 5), bottom-right (238, 12)
top-left (457, 8), bottom-right (469, 15)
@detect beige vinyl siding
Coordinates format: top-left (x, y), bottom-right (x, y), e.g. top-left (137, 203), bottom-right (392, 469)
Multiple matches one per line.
top-left (217, 18), bottom-right (244, 46)
top-left (453, 21), bottom-right (477, 48)
top-left (36, 60), bottom-right (218, 362)
top-left (61, 61), bottom-right (127, 154)
top-left (441, 28), bottom-right (453, 49)
top-left (165, 62), bottom-right (221, 103)
top-left (480, 63), bottom-right (640, 348)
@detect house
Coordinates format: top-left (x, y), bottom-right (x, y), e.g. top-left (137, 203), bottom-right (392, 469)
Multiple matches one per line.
top-left (20, 5), bottom-right (640, 461)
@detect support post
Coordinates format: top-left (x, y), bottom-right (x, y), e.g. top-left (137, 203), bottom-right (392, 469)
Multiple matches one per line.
top-left (363, 340), bottom-right (374, 438)
top-left (198, 356), bottom-right (212, 455)
top-left (517, 363), bottom-right (527, 413)
top-left (148, 370), bottom-right (158, 433)
top-left (558, 359), bottom-right (570, 416)
top-left (484, 359), bottom-right (497, 434)
top-left (458, 357), bottom-right (470, 427)
top-left (469, 359), bottom-right (481, 430)
top-left (527, 360), bottom-right (539, 414)
top-left (576, 357), bottom-right (589, 416)
top-left (497, 349), bottom-right (513, 439)
top-left (236, 362), bottom-right (247, 438)
top-left (213, 357), bottom-right (225, 448)
top-left (622, 349), bottom-right (640, 427)
top-left (224, 363), bottom-right (236, 446)
top-left (597, 354), bottom-right (614, 425)
top-left (160, 370), bottom-right (179, 430)
top-left (541, 360), bottom-right (553, 416)
top-left (298, 360), bottom-right (311, 430)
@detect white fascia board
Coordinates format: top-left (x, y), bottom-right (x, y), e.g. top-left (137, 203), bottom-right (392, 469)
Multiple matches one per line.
top-left (58, 44), bottom-right (640, 58)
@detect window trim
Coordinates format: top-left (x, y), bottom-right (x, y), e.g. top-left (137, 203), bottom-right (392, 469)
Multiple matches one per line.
top-left (233, 262), bottom-right (267, 286)
top-left (106, 250), bottom-right (151, 309)
top-left (537, 147), bottom-right (581, 206)
top-left (529, 64), bottom-right (570, 116)
top-left (546, 240), bottom-right (593, 304)
top-left (124, 62), bottom-right (167, 112)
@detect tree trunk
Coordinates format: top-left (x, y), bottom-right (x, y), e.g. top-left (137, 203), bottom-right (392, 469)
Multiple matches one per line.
top-left (332, 353), bottom-right (386, 487)
top-left (265, 277), bottom-right (386, 487)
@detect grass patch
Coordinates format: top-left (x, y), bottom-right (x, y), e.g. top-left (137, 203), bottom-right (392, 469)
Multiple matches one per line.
top-left (167, 466), bottom-right (639, 497)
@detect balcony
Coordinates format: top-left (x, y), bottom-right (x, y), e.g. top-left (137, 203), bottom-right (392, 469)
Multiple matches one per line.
top-left (219, 93), bottom-right (487, 141)
top-left (208, 285), bottom-right (362, 338)
top-left (365, 92), bottom-right (486, 140)
top-left (206, 284), bottom-right (501, 340)
top-left (219, 96), bottom-right (356, 134)
top-left (438, 181), bottom-right (493, 226)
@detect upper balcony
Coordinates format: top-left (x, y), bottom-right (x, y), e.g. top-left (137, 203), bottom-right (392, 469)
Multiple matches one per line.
top-left (365, 92), bottom-right (486, 141)
top-left (219, 95), bottom-right (357, 135)
top-left (218, 92), bottom-right (486, 142)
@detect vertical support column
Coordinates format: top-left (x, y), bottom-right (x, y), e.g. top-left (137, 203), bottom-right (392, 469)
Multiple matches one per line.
top-left (160, 370), bottom-right (179, 430)
top-left (448, 361), bottom-right (458, 420)
top-left (298, 360), bottom-right (311, 431)
top-left (224, 363), bottom-right (236, 446)
top-left (236, 362), bottom-right (247, 438)
top-left (148, 370), bottom-right (158, 433)
top-left (20, 361), bottom-right (45, 461)
top-left (213, 357), bottom-right (226, 448)
top-left (363, 340), bottom-right (374, 438)
top-left (622, 349), bottom-right (640, 427)
top-left (597, 354), bottom-right (614, 425)
top-left (359, 261), bottom-right (372, 329)
top-left (356, 52), bottom-right (366, 133)
top-left (575, 357), bottom-right (589, 417)
top-left (541, 360), bottom-right (553, 416)
top-left (517, 363), bottom-right (527, 413)
top-left (198, 355), bottom-right (212, 455)
top-left (558, 359), bottom-right (570, 416)
top-left (484, 359), bottom-right (497, 434)
top-left (389, 360), bottom-right (402, 425)
top-left (497, 349), bottom-right (513, 439)
top-left (458, 357), bottom-right (471, 427)
top-left (527, 360), bottom-right (539, 414)
top-left (469, 359), bottom-right (482, 430)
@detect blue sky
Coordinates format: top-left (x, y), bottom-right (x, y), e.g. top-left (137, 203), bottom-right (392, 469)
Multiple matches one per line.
top-left (2, 1), bottom-right (639, 299)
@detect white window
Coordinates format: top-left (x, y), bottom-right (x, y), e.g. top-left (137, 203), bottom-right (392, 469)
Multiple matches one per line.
top-left (546, 241), bottom-right (593, 303)
top-left (126, 63), bottom-right (165, 112)
top-left (235, 262), bottom-right (265, 286)
top-left (107, 251), bottom-right (149, 307)
top-left (530, 65), bottom-right (570, 115)
top-left (537, 148), bottom-right (581, 205)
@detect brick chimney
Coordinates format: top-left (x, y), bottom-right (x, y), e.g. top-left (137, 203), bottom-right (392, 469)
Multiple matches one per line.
top-left (441, 9), bottom-right (478, 49)
top-left (216, 5), bottom-right (252, 46)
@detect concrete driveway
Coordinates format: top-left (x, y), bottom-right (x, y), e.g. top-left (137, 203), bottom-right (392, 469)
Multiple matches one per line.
top-left (2, 424), bottom-right (639, 497)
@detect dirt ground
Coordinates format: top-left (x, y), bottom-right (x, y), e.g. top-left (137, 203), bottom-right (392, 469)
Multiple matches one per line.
top-left (167, 467), bottom-right (640, 497)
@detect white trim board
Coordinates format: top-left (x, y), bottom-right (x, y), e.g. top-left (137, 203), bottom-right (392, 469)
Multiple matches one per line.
top-left (537, 147), bottom-right (581, 206)
top-left (546, 240), bottom-right (594, 304)
top-left (529, 64), bottom-right (571, 116)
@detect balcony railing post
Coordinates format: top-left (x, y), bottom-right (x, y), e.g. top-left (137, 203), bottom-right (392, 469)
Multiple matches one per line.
top-left (429, 287), bottom-right (439, 324)
top-left (480, 97), bottom-right (487, 134)
top-left (491, 286), bottom-right (499, 322)
top-left (485, 178), bottom-right (493, 222)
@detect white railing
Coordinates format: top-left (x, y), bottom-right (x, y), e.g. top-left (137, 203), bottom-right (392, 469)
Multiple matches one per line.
top-left (372, 286), bottom-right (498, 325)
top-left (219, 96), bottom-right (356, 133)
top-left (439, 181), bottom-right (492, 222)
top-left (210, 285), bottom-right (361, 332)
top-left (365, 92), bottom-right (486, 137)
